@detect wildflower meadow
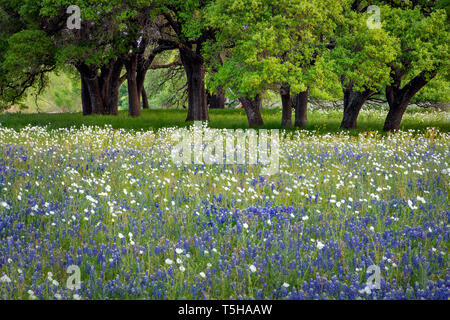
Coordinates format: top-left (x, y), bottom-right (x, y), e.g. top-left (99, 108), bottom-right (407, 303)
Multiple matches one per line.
top-left (0, 0), bottom-right (449, 305)
top-left (0, 122), bottom-right (448, 300)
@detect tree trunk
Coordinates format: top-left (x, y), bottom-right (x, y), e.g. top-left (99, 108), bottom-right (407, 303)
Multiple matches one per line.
top-left (383, 100), bottom-right (408, 131)
top-left (180, 50), bottom-right (209, 121)
top-left (77, 61), bottom-right (122, 116)
top-left (80, 76), bottom-right (92, 115)
top-left (85, 77), bottom-right (104, 115)
top-left (102, 58), bottom-right (123, 115)
top-left (240, 95), bottom-right (264, 127)
top-left (208, 87), bottom-right (225, 109)
top-left (106, 81), bottom-right (121, 116)
top-left (136, 57), bottom-right (147, 111)
top-left (293, 89), bottom-right (309, 127)
top-left (340, 87), bottom-right (373, 129)
top-left (383, 70), bottom-right (437, 131)
top-left (124, 54), bottom-right (141, 117)
top-left (280, 83), bottom-right (292, 127)
top-left (142, 88), bottom-right (149, 109)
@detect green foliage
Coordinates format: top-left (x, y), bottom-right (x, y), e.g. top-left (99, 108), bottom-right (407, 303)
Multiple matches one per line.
top-left (0, 0), bottom-right (154, 108)
top-left (156, 0), bottom-right (212, 38)
top-left (4, 30), bottom-right (55, 72)
top-left (6, 71), bottom-right (81, 113)
top-left (118, 83), bottom-right (129, 111)
top-left (413, 74), bottom-right (450, 102)
top-left (382, 6), bottom-right (449, 81)
top-left (146, 68), bottom-right (187, 108)
top-left (144, 51), bottom-right (187, 108)
top-left (366, 0), bottom-right (449, 15)
top-left (205, 0), bottom-right (346, 98)
top-left (0, 29), bottom-right (56, 104)
top-left (329, 10), bottom-right (398, 92)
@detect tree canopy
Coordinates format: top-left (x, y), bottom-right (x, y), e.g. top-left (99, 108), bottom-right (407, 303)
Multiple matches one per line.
top-left (0, 0), bottom-right (448, 130)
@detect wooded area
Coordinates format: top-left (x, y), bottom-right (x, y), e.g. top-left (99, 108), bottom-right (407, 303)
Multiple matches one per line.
top-left (0, 0), bottom-right (449, 130)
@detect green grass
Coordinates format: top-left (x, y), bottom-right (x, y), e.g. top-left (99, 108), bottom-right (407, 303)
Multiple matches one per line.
top-left (0, 107), bottom-right (449, 133)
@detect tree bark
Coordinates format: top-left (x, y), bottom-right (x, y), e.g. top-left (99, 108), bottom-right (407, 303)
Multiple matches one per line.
top-left (207, 87), bottom-right (225, 109)
top-left (107, 59), bottom-right (124, 115)
top-left (100, 58), bottom-right (123, 115)
top-left (80, 76), bottom-right (92, 115)
top-left (180, 49), bottom-right (209, 121)
top-left (293, 89), bottom-right (309, 127)
top-left (240, 95), bottom-right (264, 127)
top-left (280, 83), bottom-right (292, 127)
top-left (383, 70), bottom-right (437, 131)
top-left (124, 54), bottom-right (141, 117)
top-left (76, 60), bottom-right (123, 116)
top-left (142, 88), bottom-right (149, 109)
top-left (136, 55), bottom-right (147, 111)
top-left (84, 77), bottom-right (104, 115)
top-left (76, 64), bottom-right (104, 114)
top-left (340, 87), bottom-right (373, 129)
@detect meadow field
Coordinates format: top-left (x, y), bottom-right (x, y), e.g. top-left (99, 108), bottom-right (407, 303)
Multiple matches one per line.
top-left (0, 106), bottom-right (449, 132)
top-left (0, 108), bottom-right (449, 300)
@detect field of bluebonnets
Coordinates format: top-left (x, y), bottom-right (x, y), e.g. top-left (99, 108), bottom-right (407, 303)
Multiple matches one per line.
top-left (0, 114), bottom-right (449, 300)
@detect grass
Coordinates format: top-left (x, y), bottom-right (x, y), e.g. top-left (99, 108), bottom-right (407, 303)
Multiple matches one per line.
top-left (0, 106), bottom-right (449, 133)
